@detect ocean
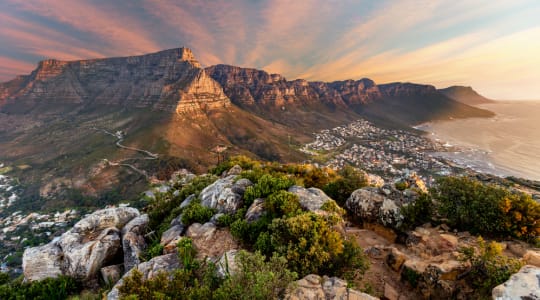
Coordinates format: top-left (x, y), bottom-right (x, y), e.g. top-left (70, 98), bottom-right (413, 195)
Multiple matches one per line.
top-left (417, 101), bottom-right (540, 181)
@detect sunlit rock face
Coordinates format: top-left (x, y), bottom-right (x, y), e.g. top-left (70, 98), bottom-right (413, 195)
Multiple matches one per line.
top-left (0, 47), bottom-right (231, 115)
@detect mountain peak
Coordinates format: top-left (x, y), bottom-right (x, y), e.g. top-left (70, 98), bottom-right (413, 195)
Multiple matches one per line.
top-left (438, 85), bottom-right (493, 105)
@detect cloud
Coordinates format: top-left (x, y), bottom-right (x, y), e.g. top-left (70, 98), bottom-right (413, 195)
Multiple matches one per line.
top-left (0, 56), bottom-right (35, 81)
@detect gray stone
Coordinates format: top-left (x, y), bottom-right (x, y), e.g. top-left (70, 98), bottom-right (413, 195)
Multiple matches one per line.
top-left (285, 274), bottom-right (378, 300)
top-left (107, 253), bottom-right (180, 300)
top-left (160, 224), bottom-right (185, 254)
top-left (225, 165), bottom-right (242, 176)
top-left (346, 187), bottom-right (403, 228)
top-left (245, 198), bottom-right (266, 222)
top-left (101, 264), bottom-right (124, 286)
top-left (179, 194), bottom-right (196, 209)
top-left (200, 175), bottom-right (250, 213)
top-left (492, 265), bottom-right (540, 300)
top-left (215, 250), bottom-right (240, 278)
top-left (22, 242), bottom-right (63, 282)
top-left (210, 213), bottom-right (224, 225)
top-left (122, 214), bottom-right (149, 271)
top-left (288, 185), bottom-right (332, 212)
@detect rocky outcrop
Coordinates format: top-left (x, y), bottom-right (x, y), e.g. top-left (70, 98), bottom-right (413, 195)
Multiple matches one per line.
top-left (107, 253), bottom-right (180, 300)
top-left (185, 222), bottom-right (238, 259)
top-left (23, 207), bottom-right (143, 283)
top-left (346, 187), bottom-right (404, 228)
top-left (245, 198), bottom-right (266, 222)
top-left (492, 265), bottom-right (540, 300)
top-left (1, 48), bottom-right (231, 115)
top-left (284, 274), bottom-right (378, 300)
top-left (199, 175), bottom-right (252, 214)
top-left (288, 185), bottom-right (334, 213)
top-left (122, 214), bottom-right (149, 271)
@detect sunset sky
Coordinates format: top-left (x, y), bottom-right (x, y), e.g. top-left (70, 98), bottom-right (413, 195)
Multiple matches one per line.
top-left (1, 0), bottom-right (539, 100)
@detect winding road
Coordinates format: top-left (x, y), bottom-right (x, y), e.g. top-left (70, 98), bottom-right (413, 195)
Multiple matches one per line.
top-left (92, 127), bottom-right (159, 178)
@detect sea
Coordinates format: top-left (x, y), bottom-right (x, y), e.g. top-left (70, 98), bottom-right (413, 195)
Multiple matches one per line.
top-left (416, 101), bottom-right (540, 181)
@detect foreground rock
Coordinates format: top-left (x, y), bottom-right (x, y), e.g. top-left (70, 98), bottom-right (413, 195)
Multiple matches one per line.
top-left (492, 265), bottom-right (540, 300)
top-left (288, 186), bottom-right (333, 213)
top-left (107, 253), bottom-right (180, 300)
top-left (199, 175), bottom-right (252, 213)
top-left (346, 187), bottom-right (403, 228)
top-left (285, 274), bottom-right (378, 300)
top-left (185, 222), bottom-right (239, 259)
top-left (23, 207), bottom-right (141, 282)
top-left (122, 214), bottom-right (149, 271)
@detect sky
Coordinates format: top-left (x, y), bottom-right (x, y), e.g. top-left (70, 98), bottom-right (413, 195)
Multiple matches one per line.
top-left (1, 0), bottom-right (539, 100)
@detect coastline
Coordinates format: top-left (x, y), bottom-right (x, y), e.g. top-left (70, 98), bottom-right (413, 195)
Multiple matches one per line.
top-left (414, 101), bottom-right (540, 181)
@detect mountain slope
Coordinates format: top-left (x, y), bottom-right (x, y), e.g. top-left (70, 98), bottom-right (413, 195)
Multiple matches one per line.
top-left (438, 86), bottom-right (494, 105)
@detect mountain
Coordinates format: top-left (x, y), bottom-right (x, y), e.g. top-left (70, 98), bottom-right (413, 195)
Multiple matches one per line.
top-left (438, 86), bottom-right (494, 105)
top-left (0, 47), bottom-right (494, 210)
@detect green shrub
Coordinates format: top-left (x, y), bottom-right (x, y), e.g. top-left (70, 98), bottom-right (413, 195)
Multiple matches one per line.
top-left (214, 251), bottom-right (297, 300)
top-left (265, 190), bottom-right (302, 218)
top-left (323, 166), bottom-right (367, 206)
top-left (433, 176), bottom-right (540, 241)
top-left (269, 212), bottom-right (344, 276)
top-left (459, 237), bottom-right (523, 298)
top-left (181, 200), bottom-right (215, 226)
top-left (400, 193), bottom-right (434, 230)
top-left (0, 276), bottom-right (81, 300)
top-left (323, 239), bottom-right (369, 282)
top-left (243, 174), bottom-right (295, 207)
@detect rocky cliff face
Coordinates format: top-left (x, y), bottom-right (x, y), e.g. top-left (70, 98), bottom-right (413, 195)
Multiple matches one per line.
top-left (0, 48), bottom-right (230, 115)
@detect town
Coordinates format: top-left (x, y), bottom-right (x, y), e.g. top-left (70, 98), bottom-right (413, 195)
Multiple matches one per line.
top-left (301, 119), bottom-right (462, 185)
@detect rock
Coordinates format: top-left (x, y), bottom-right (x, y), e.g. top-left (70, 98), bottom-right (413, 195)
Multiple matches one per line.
top-left (225, 164), bottom-right (242, 176)
top-left (101, 264), bottom-right (124, 285)
top-left (200, 175), bottom-right (251, 213)
top-left (439, 234), bottom-right (458, 249)
top-left (170, 214), bottom-right (184, 227)
top-left (386, 247), bottom-right (407, 272)
top-left (169, 169), bottom-right (196, 186)
top-left (288, 185), bottom-right (333, 212)
top-left (107, 253), bottom-right (180, 300)
top-left (122, 214), bottom-right (149, 271)
top-left (23, 207), bottom-right (141, 282)
top-left (215, 250), bottom-right (240, 278)
top-left (210, 213), bottom-right (224, 225)
top-left (346, 187), bottom-right (403, 228)
top-left (59, 227), bottom-right (122, 280)
top-left (523, 250), bottom-right (540, 267)
top-left (383, 282), bottom-right (399, 300)
top-left (179, 194), bottom-right (196, 209)
top-left (22, 243), bottom-right (63, 282)
top-left (492, 265), bottom-right (540, 300)
top-left (160, 224), bottom-right (185, 254)
top-left (245, 198), bottom-right (266, 222)
top-left (72, 207), bottom-right (140, 234)
top-left (186, 222), bottom-right (238, 259)
top-left (285, 274), bottom-right (378, 300)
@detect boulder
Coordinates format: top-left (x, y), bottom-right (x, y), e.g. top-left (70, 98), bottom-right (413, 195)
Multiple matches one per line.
top-left (200, 175), bottom-right (251, 213)
top-left (346, 187), bottom-right (403, 228)
top-left (59, 227), bottom-right (122, 280)
top-left (492, 265), bottom-right (540, 300)
top-left (285, 274), bottom-right (378, 300)
top-left (245, 198), bottom-right (266, 222)
top-left (160, 224), bottom-right (185, 254)
top-left (169, 169), bottom-right (196, 186)
top-left (71, 207), bottom-right (140, 233)
top-left (186, 222), bottom-right (238, 259)
top-left (22, 242), bottom-right (63, 282)
top-left (523, 250), bottom-right (540, 267)
top-left (23, 207), bottom-right (140, 282)
top-left (107, 253), bottom-right (180, 300)
top-left (288, 186), bottom-right (333, 212)
top-left (386, 247), bottom-right (407, 272)
top-left (179, 194), bottom-right (196, 209)
top-left (225, 164), bottom-right (242, 176)
top-left (383, 283), bottom-right (399, 300)
top-left (101, 264), bottom-right (124, 285)
top-left (215, 250), bottom-right (240, 278)
top-left (122, 214), bottom-right (149, 271)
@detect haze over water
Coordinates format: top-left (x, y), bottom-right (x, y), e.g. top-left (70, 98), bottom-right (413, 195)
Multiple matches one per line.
top-left (422, 101), bottom-right (540, 181)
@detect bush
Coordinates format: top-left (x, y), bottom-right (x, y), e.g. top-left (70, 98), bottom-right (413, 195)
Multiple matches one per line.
top-left (269, 212), bottom-right (344, 276)
top-left (323, 166), bottom-right (367, 206)
top-left (181, 200), bottom-right (215, 226)
top-left (400, 193), bottom-right (434, 230)
top-left (214, 251), bottom-right (297, 300)
top-left (433, 177), bottom-right (540, 241)
top-left (265, 191), bottom-right (302, 218)
top-left (0, 276), bottom-right (81, 300)
top-left (459, 237), bottom-right (523, 298)
top-left (243, 174), bottom-right (295, 207)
